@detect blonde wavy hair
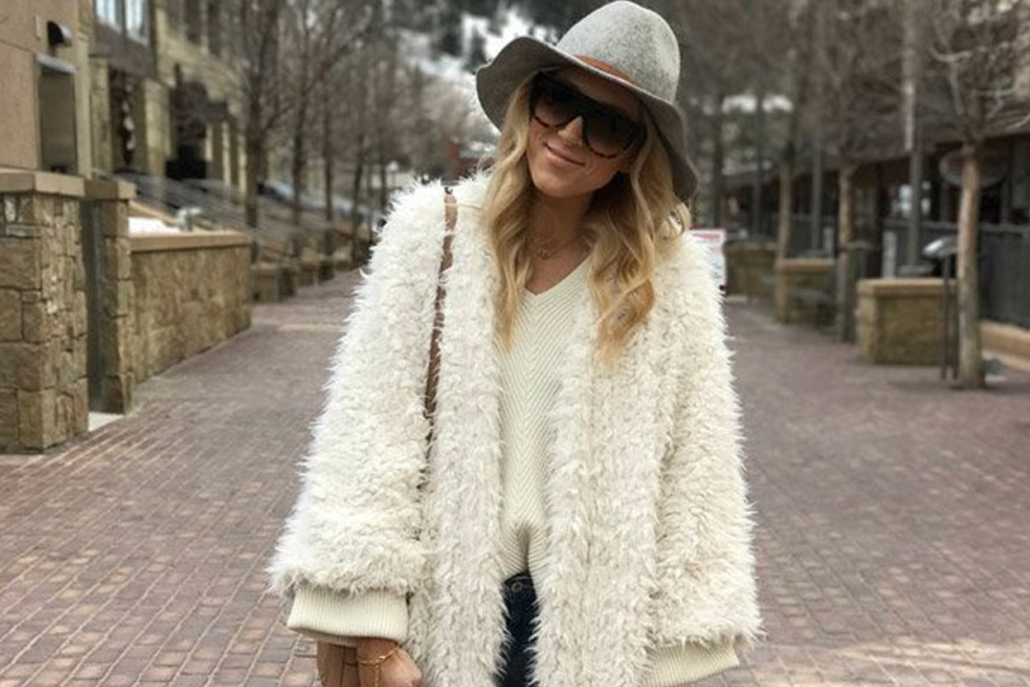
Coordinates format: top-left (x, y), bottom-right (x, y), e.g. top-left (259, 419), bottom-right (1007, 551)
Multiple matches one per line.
top-left (480, 72), bottom-right (688, 364)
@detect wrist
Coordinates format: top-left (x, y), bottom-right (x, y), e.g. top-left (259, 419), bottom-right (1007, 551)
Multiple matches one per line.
top-left (356, 637), bottom-right (398, 661)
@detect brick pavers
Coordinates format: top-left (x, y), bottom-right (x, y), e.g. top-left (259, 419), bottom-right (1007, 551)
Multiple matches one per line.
top-left (1, 275), bottom-right (1028, 686)
top-left (720, 305), bottom-right (1030, 687)
top-left (0, 274), bottom-right (359, 687)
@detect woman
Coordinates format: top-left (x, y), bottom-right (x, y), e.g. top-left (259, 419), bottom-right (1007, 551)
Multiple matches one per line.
top-left (268, 2), bottom-right (761, 687)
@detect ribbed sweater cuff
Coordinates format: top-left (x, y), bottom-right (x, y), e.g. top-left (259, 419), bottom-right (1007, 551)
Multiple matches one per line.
top-left (287, 586), bottom-right (408, 646)
top-left (642, 642), bottom-right (739, 687)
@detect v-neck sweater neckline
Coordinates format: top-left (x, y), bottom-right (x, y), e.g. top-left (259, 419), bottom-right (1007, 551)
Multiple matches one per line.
top-left (521, 256), bottom-right (590, 304)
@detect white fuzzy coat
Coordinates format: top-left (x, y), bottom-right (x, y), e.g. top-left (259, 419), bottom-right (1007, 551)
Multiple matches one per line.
top-left (269, 172), bottom-right (761, 687)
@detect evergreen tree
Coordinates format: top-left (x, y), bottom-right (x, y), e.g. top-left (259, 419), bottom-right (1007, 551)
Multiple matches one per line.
top-left (436, 2), bottom-right (464, 57)
top-left (465, 0), bottom-right (501, 18)
top-left (466, 28), bottom-right (488, 70)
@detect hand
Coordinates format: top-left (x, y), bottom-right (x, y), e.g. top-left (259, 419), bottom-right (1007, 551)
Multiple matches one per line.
top-left (356, 638), bottom-right (422, 687)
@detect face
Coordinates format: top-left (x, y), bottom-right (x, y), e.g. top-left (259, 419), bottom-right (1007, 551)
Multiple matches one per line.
top-left (525, 67), bottom-right (643, 202)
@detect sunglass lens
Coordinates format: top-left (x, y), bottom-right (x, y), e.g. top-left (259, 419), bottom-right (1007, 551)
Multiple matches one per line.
top-left (585, 113), bottom-right (637, 156)
top-left (533, 79), bottom-right (578, 126)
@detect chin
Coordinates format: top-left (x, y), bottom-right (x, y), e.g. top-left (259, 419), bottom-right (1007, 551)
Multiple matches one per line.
top-left (527, 159), bottom-right (618, 201)
top-left (529, 170), bottom-right (590, 200)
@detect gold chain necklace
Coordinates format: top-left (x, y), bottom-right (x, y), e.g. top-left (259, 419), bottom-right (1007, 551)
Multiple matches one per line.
top-left (528, 231), bottom-right (586, 260)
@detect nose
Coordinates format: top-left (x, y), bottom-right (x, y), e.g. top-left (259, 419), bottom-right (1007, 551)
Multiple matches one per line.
top-left (556, 115), bottom-right (586, 147)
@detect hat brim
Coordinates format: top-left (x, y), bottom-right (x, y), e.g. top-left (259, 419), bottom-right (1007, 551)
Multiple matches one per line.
top-left (475, 36), bottom-right (698, 202)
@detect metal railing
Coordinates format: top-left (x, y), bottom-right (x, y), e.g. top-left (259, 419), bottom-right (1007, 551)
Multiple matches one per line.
top-left (115, 172), bottom-right (301, 243)
top-left (882, 218), bottom-right (1030, 329)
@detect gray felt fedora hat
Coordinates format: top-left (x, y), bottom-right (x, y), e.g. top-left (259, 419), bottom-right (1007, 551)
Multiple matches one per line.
top-left (475, 0), bottom-right (698, 201)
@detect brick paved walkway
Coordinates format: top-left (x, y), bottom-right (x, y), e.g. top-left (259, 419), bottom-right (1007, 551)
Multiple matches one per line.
top-left (1, 274), bottom-right (1028, 686)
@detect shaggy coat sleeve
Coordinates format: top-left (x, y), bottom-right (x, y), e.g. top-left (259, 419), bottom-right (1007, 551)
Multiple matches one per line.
top-left (267, 180), bottom-right (446, 601)
top-left (649, 237), bottom-right (762, 655)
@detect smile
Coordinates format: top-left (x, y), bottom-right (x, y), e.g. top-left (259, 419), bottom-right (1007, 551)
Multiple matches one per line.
top-left (544, 143), bottom-right (585, 167)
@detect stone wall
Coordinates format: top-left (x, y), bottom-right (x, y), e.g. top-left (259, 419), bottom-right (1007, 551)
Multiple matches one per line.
top-left (725, 242), bottom-right (776, 302)
top-left (83, 180), bottom-right (137, 414)
top-left (857, 278), bottom-right (956, 365)
top-left (0, 173), bottom-right (89, 452)
top-left (774, 258), bottom-right (835, 325)
top-left (130, 232), bottom-right (252, 384)
top-left (981, 320), bottom-right (1030, 370)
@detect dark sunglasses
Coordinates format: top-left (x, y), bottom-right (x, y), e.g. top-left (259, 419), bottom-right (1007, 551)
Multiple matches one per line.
top-left (528, 72), bottom-right (643, 158)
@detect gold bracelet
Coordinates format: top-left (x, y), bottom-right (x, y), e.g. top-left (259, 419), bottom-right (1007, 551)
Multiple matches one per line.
top-left (356, 645), bottom-right (399, 687)
top-left (356, 644), bottom-right (399, 666)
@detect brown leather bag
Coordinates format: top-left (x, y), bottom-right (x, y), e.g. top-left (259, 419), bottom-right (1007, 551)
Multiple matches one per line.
top-left (314, 187), bottom-right (457, 687)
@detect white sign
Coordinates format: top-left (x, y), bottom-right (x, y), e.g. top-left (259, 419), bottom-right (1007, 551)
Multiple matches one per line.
top-left (689, 229), bottom-right (727, 291)
top-left (938, 148), bottom-right (1008, 188)
top-left (883, 231), bottom-right (897, 278)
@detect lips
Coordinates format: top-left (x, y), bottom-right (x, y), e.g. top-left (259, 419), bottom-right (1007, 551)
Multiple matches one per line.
top-left (545, 143), bottom-right (585, 166)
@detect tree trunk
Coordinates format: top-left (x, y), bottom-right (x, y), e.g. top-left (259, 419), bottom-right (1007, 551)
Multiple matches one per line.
top-left (810, 133), bottom-right (824, 253)
top-left (290, 99), bottom-right (308, 227)
top-left (349, 132), bottom-right (365, 265)
top-left (349, 50), bottom-right (368, 266)
top-left (776, 153), bottom-right (794, 261)
top-left (903, 0), bottom-right (925, 267)
top-left (810, 0), bottom-right (827, 253)
top-left (751, 88), bottom-right (766, 236)
top-left (835, 160), bottom-right (857, 341)
top-left (710, 92), bottom-right (726, 228)
top-left (377, 132), bottom-right (388, 216)
top-left (323, 92), bottom-right (334, 223)
top-left (956, 142), bottom-right (984, 388)
top-left (244, 122), bottom-right (263, 228)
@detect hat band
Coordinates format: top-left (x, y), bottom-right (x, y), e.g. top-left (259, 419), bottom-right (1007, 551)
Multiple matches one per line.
top-left (574, 55), bottom-right (638, 87)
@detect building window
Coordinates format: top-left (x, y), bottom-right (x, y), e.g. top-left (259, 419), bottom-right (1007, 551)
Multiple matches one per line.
top-left (37, 57), bottom-right (78, 174)
top-left (95, 0), bottom-right (121, 27)
top-left (125, 0), bottom-right (150, 45)
top-left (185, 0), bottom-right (205, 45)
top-left (167, 0), bottom-right (182, 32)
top-left (207, 0), bottom-right (222, 56)
top-left (94, 0), bottom-right (150, 45)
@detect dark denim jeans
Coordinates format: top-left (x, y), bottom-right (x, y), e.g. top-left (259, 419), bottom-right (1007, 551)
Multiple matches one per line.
top-left (494, 572), bottom-right (538, 687)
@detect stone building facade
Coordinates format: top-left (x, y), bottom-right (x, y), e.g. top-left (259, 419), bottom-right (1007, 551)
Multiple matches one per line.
top-left (90, 0), bottom-right (246, 189)
top-left (0, 1), bottom-right (254, 453)
top-left (0, 1), bottom-right (94, 175)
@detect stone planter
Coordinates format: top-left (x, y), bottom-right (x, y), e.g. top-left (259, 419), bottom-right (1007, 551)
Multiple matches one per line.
top-left (857, 278), bottom-right (956, 365)
top-left (980, 320), bottom-right (1030, 371)
top-left (774, 258), bottom-right (835, 326)
top-left (725, 242), bottom-right (776, 302)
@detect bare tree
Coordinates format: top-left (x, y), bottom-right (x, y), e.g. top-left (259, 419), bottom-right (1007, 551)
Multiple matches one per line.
top-left (742, 0), bottom-right (796, 240)
top-left (925, 0), bottom-right (1029, 387)
top-left (346, 47), bottom-right (370, 263)
top-left (656, 0), bottom-right (798, 232)
top-left (813, 0), bottom-right (905, 339)
top-left (236, 0), bottom-right (290, 228)
top-left (370, 31), bottom-right (402, 216)
top-left (776, 2), bottom-right (815, 261)
top-left (282, 0), bottom-right (374, 226)
top-left (231, 0), bottom-right (373, 229)
top-left (665, 0), bottom-right (752, 226)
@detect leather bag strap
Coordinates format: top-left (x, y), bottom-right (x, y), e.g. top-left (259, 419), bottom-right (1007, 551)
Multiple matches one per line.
top-left (424, 187), bottom-right (456, 422)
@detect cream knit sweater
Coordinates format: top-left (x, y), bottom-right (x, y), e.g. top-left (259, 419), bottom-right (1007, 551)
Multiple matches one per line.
top-left (287, 257), bottom-right (739, 685)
